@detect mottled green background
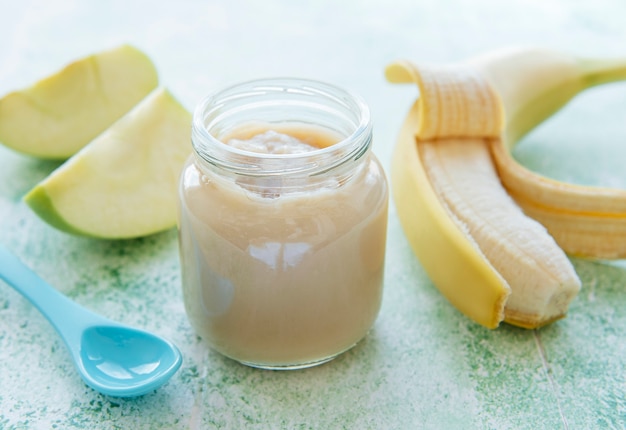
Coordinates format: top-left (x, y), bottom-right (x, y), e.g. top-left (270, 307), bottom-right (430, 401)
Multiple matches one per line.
top-left (1, 1), bottom-right (625, 428)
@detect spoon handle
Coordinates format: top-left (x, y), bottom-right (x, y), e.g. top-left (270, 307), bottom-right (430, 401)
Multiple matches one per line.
top-left (0, 244), bottom-right (98, 343)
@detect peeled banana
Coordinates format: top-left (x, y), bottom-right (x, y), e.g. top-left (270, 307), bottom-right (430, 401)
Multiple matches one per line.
top-left (386, 47), bottom-right (626, 329)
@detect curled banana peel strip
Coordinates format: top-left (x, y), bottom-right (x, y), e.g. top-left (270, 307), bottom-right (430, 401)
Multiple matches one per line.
top-left (469, 48), bottom-right (626, 259)
top-left (383, 55), bottom-right (608, 329)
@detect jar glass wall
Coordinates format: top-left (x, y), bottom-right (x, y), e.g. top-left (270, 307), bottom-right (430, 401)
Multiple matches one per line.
top-left (178, 78), bottom-right (388, 369)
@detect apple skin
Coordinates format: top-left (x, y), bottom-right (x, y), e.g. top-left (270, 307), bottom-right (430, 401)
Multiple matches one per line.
top-left (0, 45), bottom-right (158, 159)
top-left (22, 186), bottom-right (89, 236)
top-left (24, 88), bottom-right (193, 239)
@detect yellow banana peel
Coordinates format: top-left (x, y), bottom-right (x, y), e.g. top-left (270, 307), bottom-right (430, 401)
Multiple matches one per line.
top-left (386, 47), bottom-right (626, 328)
top-left (391, 100), bottom-right (510, 329)
top-left (472, 48), bottom-right (626, 259)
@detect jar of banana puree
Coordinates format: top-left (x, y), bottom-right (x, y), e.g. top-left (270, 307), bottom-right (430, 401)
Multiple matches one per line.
top-left (178, 78), bottom-right (388, 369)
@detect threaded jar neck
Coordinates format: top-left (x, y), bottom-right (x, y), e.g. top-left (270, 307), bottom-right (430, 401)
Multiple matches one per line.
top-left (191, 78), bottom-right (372, 185)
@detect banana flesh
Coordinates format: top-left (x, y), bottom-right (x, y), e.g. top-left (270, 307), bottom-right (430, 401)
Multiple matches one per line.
top-left (419, 138), bottom-right (580, 328)
top-left (386, 58), bottom-right (586, 329)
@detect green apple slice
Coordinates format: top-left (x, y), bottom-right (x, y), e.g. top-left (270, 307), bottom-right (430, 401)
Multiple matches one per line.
top-left (0, 45), bottom-right (158, 159)
top-left (24, 88), bottom-right (192, 239)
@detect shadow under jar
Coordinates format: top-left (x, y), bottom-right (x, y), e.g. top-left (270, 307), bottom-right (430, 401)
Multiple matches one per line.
top-left (178, 78), bottom-right (388, 370)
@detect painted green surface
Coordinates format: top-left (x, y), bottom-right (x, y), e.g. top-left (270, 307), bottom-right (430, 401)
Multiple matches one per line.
top-left (1, 0), bottom-right (626, 428)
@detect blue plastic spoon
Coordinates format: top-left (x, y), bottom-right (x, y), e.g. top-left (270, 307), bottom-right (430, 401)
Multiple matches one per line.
top-left (0, 244), bottom-right (182, 397)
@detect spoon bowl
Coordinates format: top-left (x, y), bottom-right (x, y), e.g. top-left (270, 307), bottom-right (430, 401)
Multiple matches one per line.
top-left (0, 245), bottom-right (182, 397)
top-left (79, 326), bottom-right (182, 397)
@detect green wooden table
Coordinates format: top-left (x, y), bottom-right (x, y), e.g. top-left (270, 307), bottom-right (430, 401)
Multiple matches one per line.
top-left (1, 1), bottom-right (625, 428)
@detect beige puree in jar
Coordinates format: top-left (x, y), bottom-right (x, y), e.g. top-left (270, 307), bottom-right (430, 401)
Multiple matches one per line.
top-left (179, 123), bottom-right (388, 368)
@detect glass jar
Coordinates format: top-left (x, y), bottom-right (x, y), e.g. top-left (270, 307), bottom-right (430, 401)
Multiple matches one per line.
top-left (178, 78), bottom-right (388, 370)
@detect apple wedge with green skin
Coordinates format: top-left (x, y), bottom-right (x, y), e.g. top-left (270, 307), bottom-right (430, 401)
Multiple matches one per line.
top-left (24, 88), bottom-right (192, 239)
top-left (0, 45), bottom-right (158, 159)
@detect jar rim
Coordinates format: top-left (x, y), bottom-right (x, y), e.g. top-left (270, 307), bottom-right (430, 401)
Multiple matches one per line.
top-left (191, 77), bottom-right (372, 177)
